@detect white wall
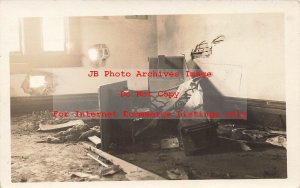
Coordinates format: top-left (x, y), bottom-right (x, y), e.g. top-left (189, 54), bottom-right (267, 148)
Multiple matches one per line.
top-left (157, 13), bottom-right (285, 101)
top-left (80, 16), bottom-right (157, 69)
top-left (10, 68), bottom-right (128, 96)
top-left (11, 16), bottom-right (157, 96)
top-left (11, 14), bottom-right (285, 101)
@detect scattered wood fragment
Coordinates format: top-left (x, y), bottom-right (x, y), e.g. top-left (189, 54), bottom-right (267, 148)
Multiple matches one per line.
top-left (88, 136), bottom-right (102, 148)
top-left (70, 172), bottom-right (100, 180)
top-left (87, 152), bottom-right (109, 168)
top-left (100, 165), bottom-right (121, 176)
top-left (38, 120), bottom-right (84, 131)
top-left (166, 167), bottom-right (188, 180)
top-left (83, 143), bottom-right (166, 180)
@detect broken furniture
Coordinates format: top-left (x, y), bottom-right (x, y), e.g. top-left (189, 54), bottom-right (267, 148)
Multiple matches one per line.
top-left (180, 120), bottom-right (218, 155)
top-left (97, 56), bottom-right (230, 155)
top-left (149, 55), bottom-right (220, 155)
top-left (98, 80), bottom-right (132, 151)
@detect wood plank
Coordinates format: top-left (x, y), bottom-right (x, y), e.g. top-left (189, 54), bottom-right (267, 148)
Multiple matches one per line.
top-left (83, 143), bottom-right (165, 180)
top-left (38, 120), bottom-right (84, 131)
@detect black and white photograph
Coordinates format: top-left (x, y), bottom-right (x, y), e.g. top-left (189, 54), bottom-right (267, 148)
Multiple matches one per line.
top-left (0, 1), bottom-right (299, 188)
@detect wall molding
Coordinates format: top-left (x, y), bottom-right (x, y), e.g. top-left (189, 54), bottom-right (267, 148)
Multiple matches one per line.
top-left (11, 94), bottom-right (286, 127)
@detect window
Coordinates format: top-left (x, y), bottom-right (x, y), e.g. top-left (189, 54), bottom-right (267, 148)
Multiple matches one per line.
top-left (42, 17), bottom-right (66, 51)
top-left (9, 17), bottom-right (22, 52)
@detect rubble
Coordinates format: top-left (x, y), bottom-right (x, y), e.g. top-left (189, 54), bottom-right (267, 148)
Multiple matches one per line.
top-left (216, 124), bottom-right (286, 150)
top-left (83, 143), bottom-right (165, 180)
top-left (88, 136), bottom-right (102, 148)
top-left (13, 111), bottom-right (71, 133)
top-left (166, 167), bottom-right (188, 180)
top-left (266, 136), bottom-right (287, 149)
top-left (78, 129), bottom-right (99, 141)
top-left (161, 137), bottom-right (180, 149)
top-left (100, 165), bottom-right (121, 176)
top-left (238, 141), bottom-right (252, 151)
top-left (45, 124), bottom-right (100, 143)
top-left (70, 172), bottom-right (100, 181)
top-left (87, 153), bottom-right (109, 168)
top-left (39, 120), bottom-right (85, 131)
top-left (157, 153), bottom-right (168, 161)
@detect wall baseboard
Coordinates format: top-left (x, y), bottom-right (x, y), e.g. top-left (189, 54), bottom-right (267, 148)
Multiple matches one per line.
top-left (11, 93), bottom-right (99, 116)
top-left (223, 97), bottom-right (286, 128)
top-left (11, 93), bottom-right (286, 128)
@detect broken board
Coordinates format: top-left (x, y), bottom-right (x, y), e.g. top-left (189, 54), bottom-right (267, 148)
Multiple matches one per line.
top-left (38, 120), bottom-right (84, 131)
top-left (83, 143), bottom-right (165, 180)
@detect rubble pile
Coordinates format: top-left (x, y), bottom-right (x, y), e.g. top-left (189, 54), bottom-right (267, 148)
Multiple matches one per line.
top-left (217, 124), bottom-right (286, 149)
top-left (46, 125), bottom-right (100, 143)
top-left (12, 111), bottom-right (70, 133)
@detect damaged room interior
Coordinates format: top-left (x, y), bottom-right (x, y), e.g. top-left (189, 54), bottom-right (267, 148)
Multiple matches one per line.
top-left (9, 14), bottom-right (287, 182)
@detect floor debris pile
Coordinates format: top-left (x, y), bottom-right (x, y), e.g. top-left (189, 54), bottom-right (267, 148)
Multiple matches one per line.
top-left (43, 122), bottom-right (100, 143)
top-left (12, 111), bottom-right (72, 134)
top-left (166, 167), bottom-right (189, 180)
top-left (83, 143), bottom-right (165, 180)
top-left (11, 114), bottom-right (287, 182)
top-left (216, 124), bottom-right (287, 150)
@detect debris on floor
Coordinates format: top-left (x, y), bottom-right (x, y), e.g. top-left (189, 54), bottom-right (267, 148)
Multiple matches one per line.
top-left (100, 165), bottom-right (121, 176)
top-left (88, 136), bottom-right (102, 148)
top-left (83, 143), bottom-right (166, 180)
top-left (87, 152), bottom-right (109, 167)
top-left (266, 136), bottom-right (287, 149)
top-left (166, 167), bottom-right (188, 180)
top-left (216, 124), bottom-right (286, 150)
top-left (161, 137), bottom-right (180, 149)
top-left (157, 153), bottom-right (169, 161)
top-left (43, 124), bottom-right (100, 143)
top-left (12, 111), bottom-right (72, 133)
top-left (39, 119), bottom-right (85, 131)
top-left (70, 172), bottom-right (100, 181)
top-left (86, 151), bottom-right (121, 177)
top-left (11, 114), bottom-right (287, 182)
top-left (78, 128), bottom-right (100, 140)
top-left (238, 141), bottom-right (252, 151)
